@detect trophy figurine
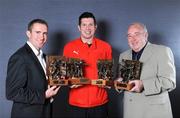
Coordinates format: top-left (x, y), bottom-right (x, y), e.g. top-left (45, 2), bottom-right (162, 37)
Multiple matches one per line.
top-left (115, 59), bottom-right (143, 91)
top-left (91, 59), bottom-right (113, 86)
top-left (67, 58), bottom-right (91, 85)
top-left (46, 56), bottom-right (68, 86)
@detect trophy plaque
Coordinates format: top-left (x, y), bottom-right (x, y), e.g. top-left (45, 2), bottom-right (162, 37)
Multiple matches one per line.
top-left (115, 59), bottom-right (143, 90)
top-left (66, 58), bottom-right (91, 85)
top-left (114, 80), bottom-right (133, 91)
top-left (46, 56), bottom-right (68, 86)
top-left (91, 59), bottom-right (113, 86)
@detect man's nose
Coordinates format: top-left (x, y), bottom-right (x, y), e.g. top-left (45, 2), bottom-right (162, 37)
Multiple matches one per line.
top-left (40, 33), bottom-right (45, 39)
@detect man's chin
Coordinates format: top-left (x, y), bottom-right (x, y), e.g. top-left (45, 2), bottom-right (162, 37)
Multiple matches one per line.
top-left (82, 35), bottom-right (93, 39)
top-left (132, 47), bottom-right (140, 52)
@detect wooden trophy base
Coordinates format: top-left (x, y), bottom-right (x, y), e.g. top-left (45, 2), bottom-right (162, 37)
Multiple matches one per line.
top-left (48, 79), bottom-right (68, 86)
top-left (68, 77), bottom-right (91, 85)
top-left (114, 81), bottom-right (134, 91)
top-left (91, 79), bottom-right (113, 86)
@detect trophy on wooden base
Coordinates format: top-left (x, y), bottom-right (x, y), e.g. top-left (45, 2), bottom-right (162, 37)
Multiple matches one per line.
top-left (115, 59), bottom-right (143, 91)
top-left (66, 58), bottom-right (91, 85)
top-left (114, 80), bottom-right (134, 91)
top-left (91, 59), bottom-right (113, 86)
top-left (46, 56), bottom-right (68, 86)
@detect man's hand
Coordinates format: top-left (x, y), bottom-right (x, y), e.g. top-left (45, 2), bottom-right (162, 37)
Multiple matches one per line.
top-left (45, 86), bottom-right (60, 99)
top-left (114, 77), bottom-right (124, 93)
top-left (98, 85), bottom-right (111, 89)
top-left (129, 80), bottom-right (144, 93)
top-left (69, 85), bottom-right (82, 88)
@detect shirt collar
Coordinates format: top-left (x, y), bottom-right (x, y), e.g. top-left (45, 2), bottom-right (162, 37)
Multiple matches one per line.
top-left (79, 37), bottom-right (97, 49)
top-left (81, 37), bottom-right (93, 44)
top-left (132, 42), bottom-right (148, 54)
top-left (27, 41), bottom-right (42, 56)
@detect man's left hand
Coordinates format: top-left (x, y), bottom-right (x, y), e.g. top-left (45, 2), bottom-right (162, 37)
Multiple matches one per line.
top-left (129, 80), bottom-right (144, 93)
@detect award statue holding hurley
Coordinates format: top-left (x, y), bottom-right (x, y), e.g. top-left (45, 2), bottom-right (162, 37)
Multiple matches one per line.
top-left (91, 59), bottom-right (114, 87)
top-left (115, 59), bottom-right (143, 91)
top-left (46, 56), bottom-right (68, 86)
top-left (46, 56), bottom-right (142, 91)
top-left (66, 58), bottom-right (91, 85)
top-left (46, 56), bottom-right (90, 86)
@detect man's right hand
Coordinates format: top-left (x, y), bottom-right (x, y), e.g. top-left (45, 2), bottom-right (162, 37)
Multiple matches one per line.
top-left (45, 86), bottom-right (60, 99)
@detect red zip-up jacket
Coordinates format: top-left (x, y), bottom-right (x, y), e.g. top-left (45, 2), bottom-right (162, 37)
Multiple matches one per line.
top-left (63, 37), bottom-right (112, 107)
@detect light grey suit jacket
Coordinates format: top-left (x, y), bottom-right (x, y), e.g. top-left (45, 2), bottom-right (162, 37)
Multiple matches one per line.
top-left (119, 42), bottom-right (176, 118)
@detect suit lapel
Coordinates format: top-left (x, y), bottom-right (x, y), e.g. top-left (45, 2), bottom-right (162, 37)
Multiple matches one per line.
top-left (122, 42), bottom-right (153, 62)
top-left (123, 50), bottom-right (132, 60)
top-left (24, 44), bottom-right (46, 77)
top-left (139, 42), bottom-right (153, 63)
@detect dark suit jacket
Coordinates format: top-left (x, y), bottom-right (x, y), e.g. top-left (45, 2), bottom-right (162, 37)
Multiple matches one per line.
top-left (6, 43), bottom-right (51, 118)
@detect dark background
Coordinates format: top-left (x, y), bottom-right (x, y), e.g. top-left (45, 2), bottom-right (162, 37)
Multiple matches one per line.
top-left (0, 0), bottom-right (180, 118)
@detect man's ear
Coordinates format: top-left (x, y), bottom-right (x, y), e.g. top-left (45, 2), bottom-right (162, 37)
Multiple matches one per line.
top-left (78, 25), bottom-right (81, 31)
top-left (145, 32), bottom-right (148, 39)
top-left (95, 25), bottom-right (97, 31)
top-left (26, 30), bottom-right (30, 38)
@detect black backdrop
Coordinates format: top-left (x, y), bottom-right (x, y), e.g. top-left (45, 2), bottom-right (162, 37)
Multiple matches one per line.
top-left (0, 0), bottom-right (180, 118)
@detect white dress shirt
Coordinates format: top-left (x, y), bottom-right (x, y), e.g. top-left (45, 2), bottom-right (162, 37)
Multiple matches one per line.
top-left (27, 41), bottom-right (46, 74)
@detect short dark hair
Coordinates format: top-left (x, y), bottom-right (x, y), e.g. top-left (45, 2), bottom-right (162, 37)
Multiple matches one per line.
top-left (78, 12), bottom-right (96, 25)
top-left (27, 19), bottom-right (48, 31)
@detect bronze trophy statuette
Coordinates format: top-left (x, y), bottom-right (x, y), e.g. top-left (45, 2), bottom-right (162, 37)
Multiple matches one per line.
top-left (47, 56), bottom-right (90, 86)
top-left (46, 56), bottom-right (142, 91)
top-left (46, 56), bottom-right (68, 86)
top-left (66, 58), bottom-right (91, 85)
top-left (91, 59), bottom-right (113, 86)
top-left (115, 59), bottom-right (143, 91)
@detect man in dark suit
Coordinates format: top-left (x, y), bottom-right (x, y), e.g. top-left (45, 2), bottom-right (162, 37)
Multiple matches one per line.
top-left (6, 19), bottom-right (60, 118)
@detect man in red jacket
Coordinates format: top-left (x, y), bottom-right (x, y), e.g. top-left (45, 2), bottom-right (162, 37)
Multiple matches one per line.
top-left (63, 12), bottom-right (112, 118)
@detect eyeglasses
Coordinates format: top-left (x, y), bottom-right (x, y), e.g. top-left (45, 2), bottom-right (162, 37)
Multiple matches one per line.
top-left (127, 32), bottom-right (144, 38)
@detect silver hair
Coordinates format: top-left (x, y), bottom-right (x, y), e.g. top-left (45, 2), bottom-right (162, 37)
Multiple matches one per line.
top-left (129, 22), bottom-right (148, 33)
